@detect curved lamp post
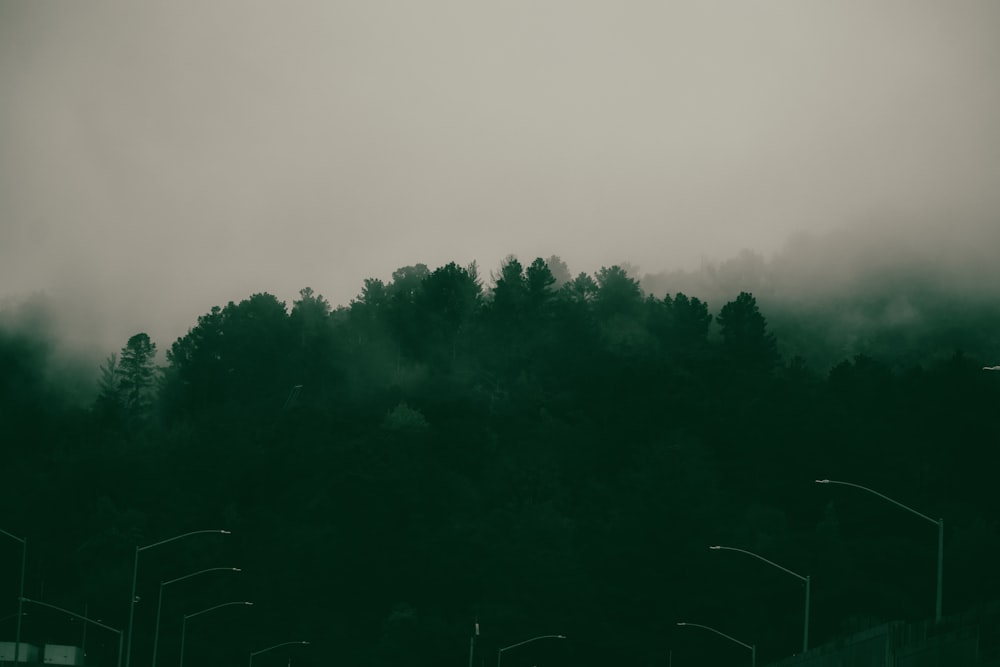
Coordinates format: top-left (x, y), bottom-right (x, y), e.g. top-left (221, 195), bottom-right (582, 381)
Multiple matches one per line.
top-left (497, 634), bottom-right (566, 667)
top-left (710, 545), bottom-right (811, 653)
top-left (21, 597), bottom-right (123, 667)
top-left (179, 601), bottom-right (252, 667)
top-left (248, 640), bottom-right (310, 667)
top-left (1, 528), bottom-right (26, 666)
top-left (816, 479), bottom-right (944, 622)
top-left (152, 568), bottom-right (241, 667)
top-left (126, 529), bottom-right (231, 667)
top-left (676, 622), bottom-right (755, 667)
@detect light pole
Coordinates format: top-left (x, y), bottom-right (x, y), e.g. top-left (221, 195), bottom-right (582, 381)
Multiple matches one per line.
top-left (20, 597), bottom-right (123, 667)
top-left (710, 545), bottom-right (811, 653)
top-left (248, 640), bottom-right (310, 667)
top-left (467, 618), bottom-right (480, 667)
top-left (676, 622), bottom-right (755, 667)
top-left (179, 601), bottom-right (252, 667)
top-left (496, 634), bottom-right (566, 667)
top-left (816, 478), bottom-right (944, 622)
top-left (152, 568), bottom-right (241, 667)
top-left (0, 528), bottom-right (26, 666)
top-left (125, 529), bottom-right (230, 667)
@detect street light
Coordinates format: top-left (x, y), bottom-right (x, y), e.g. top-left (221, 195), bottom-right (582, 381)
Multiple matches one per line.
top-left (0, 528), bottom-right (26, 666)
top-left (816, 478), bottom-right (944, 622)
top-left (20, 597), bottom-right (123, 667)
top-left (709, 545), bottom-right (811, 653)
top-left (125, 529), bottom-right (231, 667)
top-left (676, 622), bottom-right (755, 667)
top-left (248, 641), bottom-right (310, 667)
top-left (152, 568), bottom-right (241, 667)
top-left (496, 634), bottom-right (566, 667)
top-left (179, 601), bottom-right (252, 667)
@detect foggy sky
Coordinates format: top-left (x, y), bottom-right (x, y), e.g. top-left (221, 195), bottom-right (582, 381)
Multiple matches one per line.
top-left (2, 1), bottom-right (999, 354)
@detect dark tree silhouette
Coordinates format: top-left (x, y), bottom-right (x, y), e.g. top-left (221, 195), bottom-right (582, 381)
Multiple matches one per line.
top-left (117, 333), bottom-right (157, 412)
top-left (416, 261), bottom-right (482, 368)
top-left (95, 333), bottom-right (158, 424)
top-left (593, 265), bottom-right (643, 318)
top-left (717, 291), bottom-right (780, 372)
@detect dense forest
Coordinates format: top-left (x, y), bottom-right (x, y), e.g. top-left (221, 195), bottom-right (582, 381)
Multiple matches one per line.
top-left (2, 254), bottom-right (999, 667)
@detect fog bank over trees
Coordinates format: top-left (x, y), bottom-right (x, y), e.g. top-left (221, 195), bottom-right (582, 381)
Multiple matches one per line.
top-left (642, 218), bottom-right (1000, 371)
top-left (0, 292), bottom-right (105, 406)
top-left (3, 214), bottom-right (998, 406)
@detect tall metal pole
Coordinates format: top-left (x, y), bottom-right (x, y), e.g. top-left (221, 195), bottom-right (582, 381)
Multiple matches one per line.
top-left (178, 614), bottom-right (187, 667)
top-left (15, 538), bottom-right (25, 665)
top-left (803, 575), bottom-right (811, 653)
top-left (816, 479), bottom-right (944, 622)
top-left (468, 618), bottom-right (479, 667)
top-left (82, 603), bottom-right (89, 654)
top-left (126, 546), bottom-right (140, 667)
top-left (937, 518), bottom-right (944, 623)
top-left (153, 583), bottom-right (166, 667)
top-left (0, 529), bottom-right (26, 666)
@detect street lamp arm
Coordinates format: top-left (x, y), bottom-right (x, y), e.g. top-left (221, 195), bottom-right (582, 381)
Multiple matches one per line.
top-left (816, 478), bottom-right (945, 623)
top-left (184, 601), bottom-right (253, 620)
top-left (140, 529), bottom-right (231, 552)
top-left (676, 622), bottom-right (752, 651)
top-left (250, 641), bottom-right (311, 658)
top-left (497, 634), bottom-right (566, 667)
top-left (709, 546), bottom-right (807, 581)
top-left (0, 528), bottom-right (25, 543)
top-left (709, 545), bottom-right (812, 652)
top-left (22, 597), bottom-right (124, 667)
top-left (815, 480), bottom-right (938, 525)
top-left (499, 635), bottom-right (567, 653)
top-left (21, 597), bottom-right (121, 636)
top-left (154, 568), bottom-right (242, 667)
top-left (163, 567), bottom-right (241, 587)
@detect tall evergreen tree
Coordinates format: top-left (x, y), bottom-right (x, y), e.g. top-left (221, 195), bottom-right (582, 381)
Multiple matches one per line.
top-left (117, 333), bottom-right (158, 416)
top-left (717, 291), bottom-right (779, 372)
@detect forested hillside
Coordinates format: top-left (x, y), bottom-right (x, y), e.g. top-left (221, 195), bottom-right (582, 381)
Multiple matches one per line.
top-left (2, 255), bottom-right (998, 667)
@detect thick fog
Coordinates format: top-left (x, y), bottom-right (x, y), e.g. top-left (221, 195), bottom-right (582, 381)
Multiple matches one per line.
top-left (2, 1), bottom-right (999, 357)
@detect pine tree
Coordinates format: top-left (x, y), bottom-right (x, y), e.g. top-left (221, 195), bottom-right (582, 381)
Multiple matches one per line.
top-left (117, 333), bottom-right (158, 415)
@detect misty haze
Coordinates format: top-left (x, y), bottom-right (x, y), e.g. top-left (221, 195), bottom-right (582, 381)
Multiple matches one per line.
top-left (2, 2), bottom-right (999, 667)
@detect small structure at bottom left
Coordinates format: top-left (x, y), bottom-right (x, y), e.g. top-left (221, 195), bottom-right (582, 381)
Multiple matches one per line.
top-left (0, 642), bottom-right (85, 666)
